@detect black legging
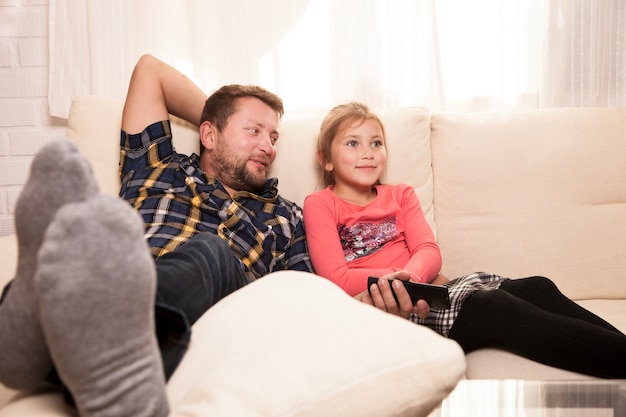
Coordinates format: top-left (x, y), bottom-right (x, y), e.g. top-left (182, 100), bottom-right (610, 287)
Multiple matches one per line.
top-left (448, 276), bottom-right (626, 378)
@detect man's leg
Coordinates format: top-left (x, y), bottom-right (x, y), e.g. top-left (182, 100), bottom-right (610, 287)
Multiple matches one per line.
top-left (0, 139), bottom-right (98, 389)
top-left (154, 234), bottom-right (251, 378)
top-left (155, 234), bottom-right (250, 325)
top-left (37, 194), bottom-right (168, 417)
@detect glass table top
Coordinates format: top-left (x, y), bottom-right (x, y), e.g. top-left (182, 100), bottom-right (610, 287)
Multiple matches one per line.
top-left (428, 379), bottom-right (626, 417)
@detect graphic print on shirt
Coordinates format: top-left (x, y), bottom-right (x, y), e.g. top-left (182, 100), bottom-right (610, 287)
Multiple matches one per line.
top-left (339, 216), bottom-right (397, 261)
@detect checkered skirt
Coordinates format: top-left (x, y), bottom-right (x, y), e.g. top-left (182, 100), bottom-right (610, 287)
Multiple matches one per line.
top-left (410, 272), bottom-right (508, 337)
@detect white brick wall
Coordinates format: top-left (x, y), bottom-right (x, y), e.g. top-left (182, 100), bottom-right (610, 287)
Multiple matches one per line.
top-left (0, 0), bottom-right (67, 237)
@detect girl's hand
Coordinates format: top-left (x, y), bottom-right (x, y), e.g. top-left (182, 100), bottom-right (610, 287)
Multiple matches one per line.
top-left (381, 270), bottom-right (413, 282)
top-left (413, 299), bottom-right (430, 319)
top-left (379, 271), bottom-right (432, 319)
top-left (356, 276), bottom-right (429, 319)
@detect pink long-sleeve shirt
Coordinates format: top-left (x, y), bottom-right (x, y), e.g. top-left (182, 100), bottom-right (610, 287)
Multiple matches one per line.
top-left (303, 184), bottom-right (442, 296)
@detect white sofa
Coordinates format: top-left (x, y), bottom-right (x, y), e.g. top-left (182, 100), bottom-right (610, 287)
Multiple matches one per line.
top-left (1, 95), bottom-right (626, 415)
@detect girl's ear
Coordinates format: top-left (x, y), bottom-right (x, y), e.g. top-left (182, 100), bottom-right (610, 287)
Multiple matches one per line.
top-left (317, 150), bottom-right (333, 172)
top-left (199, 121), bottom-right (216, 151)
top-left (316, 150), bottom-right (324, 166)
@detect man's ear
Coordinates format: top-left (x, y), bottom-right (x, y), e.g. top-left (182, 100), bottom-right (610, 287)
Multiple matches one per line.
top-left (199, 121), bottom-right (216, 151)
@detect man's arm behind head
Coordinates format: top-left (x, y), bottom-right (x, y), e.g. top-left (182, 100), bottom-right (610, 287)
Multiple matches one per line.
top-left (122, 54), bottom-right (208, 134)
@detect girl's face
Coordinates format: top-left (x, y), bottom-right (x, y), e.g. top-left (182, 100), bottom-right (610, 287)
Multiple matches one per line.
top-left (325, 118), bottom-right (387, 195)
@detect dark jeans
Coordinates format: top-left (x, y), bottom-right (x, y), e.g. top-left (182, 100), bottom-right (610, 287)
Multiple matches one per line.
top-left (448, 276), bottom-right (626, 378)
top-left (153, 233), bottom-right (251, 380)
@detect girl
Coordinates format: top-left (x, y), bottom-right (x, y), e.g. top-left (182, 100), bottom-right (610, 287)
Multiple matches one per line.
top-left (303, 102), bottom-right (626, 378)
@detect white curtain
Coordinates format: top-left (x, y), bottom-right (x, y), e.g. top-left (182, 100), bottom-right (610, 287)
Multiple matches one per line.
top-left (49, 0), bottom-right (626, 118)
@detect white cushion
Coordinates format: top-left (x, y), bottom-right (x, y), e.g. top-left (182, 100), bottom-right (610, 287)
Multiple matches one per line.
top-left (166, 271), bottom-right (465, 417)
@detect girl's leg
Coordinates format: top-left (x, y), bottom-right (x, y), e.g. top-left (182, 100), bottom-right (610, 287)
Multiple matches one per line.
top-left (448, 289), bottom-right (626, 378)
top-left (500, 276), bottom-right (622, 334)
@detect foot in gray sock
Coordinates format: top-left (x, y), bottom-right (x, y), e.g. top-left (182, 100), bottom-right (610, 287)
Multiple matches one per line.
top-left (0, 139), bottom-right (98, 389)
top-left (37, 194), bottom-right (169, 417)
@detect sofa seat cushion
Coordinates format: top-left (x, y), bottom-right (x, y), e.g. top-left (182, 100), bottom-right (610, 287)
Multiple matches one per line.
top-left (464, 349), bottom-right (595, 380)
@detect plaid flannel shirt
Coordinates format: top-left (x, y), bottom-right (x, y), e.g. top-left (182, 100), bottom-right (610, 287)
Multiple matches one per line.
top-left (119, 120), bottom-right (313, 280)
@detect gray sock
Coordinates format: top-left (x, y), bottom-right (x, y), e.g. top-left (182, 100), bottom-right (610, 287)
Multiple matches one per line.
top-left (36, 194), bottom-right (168, 417)
top-left (0, 139), bottom-right (98, 389)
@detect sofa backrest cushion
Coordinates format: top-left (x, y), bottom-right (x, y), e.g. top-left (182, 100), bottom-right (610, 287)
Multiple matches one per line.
top-left (66, 96), bottom-right (436, 232)
top-left (431, 108), bottom-right (626, 300)
top-left (66, 95), bottom-right (200, 197)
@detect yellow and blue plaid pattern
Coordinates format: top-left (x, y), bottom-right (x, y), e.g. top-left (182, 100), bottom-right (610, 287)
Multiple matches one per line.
top-left (119, 120), bottom-right (313, 280)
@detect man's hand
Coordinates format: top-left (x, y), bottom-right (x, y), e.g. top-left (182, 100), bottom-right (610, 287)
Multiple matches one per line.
top-left (355, 272), bottom-right (431, 319)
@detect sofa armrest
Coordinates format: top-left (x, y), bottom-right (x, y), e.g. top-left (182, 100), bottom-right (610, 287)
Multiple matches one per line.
top-left (0, 385), bottom-right (17, 413)
top-left (0, 234), bottom-right (18, 411)
top-left (0, 234), bottom-right (17, 293)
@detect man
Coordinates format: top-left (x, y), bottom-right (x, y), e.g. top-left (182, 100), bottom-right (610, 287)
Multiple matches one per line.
top-left (0, 55), bottom-right (422, 417)
top-left (119, 54), bottom-right (314, 382)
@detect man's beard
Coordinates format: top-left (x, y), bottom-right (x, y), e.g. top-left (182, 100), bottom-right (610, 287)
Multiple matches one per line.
top-left (211, 146), bottom-right (268, 193)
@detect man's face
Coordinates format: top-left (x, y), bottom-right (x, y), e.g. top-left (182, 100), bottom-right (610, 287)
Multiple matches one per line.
top-left (203, 97), bottom-right (279, 194)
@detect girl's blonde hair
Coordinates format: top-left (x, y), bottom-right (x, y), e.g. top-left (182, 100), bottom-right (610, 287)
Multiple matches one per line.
top-left (316, 102), bottom-right (387, 187)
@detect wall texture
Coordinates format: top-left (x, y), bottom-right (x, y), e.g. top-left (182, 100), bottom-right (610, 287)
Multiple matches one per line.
top-left (0, 0), bottom-right (67, 237)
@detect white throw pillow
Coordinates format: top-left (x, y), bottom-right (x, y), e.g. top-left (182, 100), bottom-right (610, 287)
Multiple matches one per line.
top-left (167, 271), bottom-right (465, 417)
